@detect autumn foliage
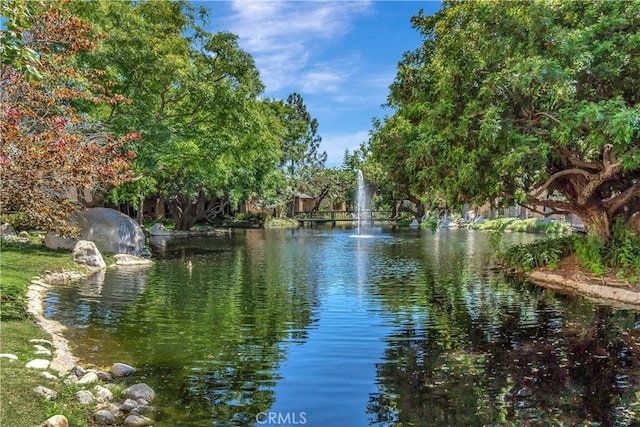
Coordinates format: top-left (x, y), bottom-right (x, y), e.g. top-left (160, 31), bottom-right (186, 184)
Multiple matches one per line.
top-left (0, 1), bottom-right (136, 232)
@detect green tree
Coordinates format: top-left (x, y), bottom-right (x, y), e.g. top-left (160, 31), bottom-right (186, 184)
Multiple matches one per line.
top-left (280, 93), bottom-right (327, 216)
top-left (370, 0), bottom-right (640, 242)
top-left (75, 0), bottom-right (283, 230)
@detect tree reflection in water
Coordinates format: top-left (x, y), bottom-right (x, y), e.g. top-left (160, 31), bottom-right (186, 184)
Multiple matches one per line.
top-left (368, 278), bottom-right (640, 426)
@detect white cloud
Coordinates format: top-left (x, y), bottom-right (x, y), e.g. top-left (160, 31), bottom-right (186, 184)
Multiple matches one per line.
top-left (321, 130), bottom-right (370, 166)
top-left (224, 0), bottom-right (372, 93)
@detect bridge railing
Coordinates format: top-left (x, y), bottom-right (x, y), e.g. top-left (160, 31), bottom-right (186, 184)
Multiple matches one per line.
top-left (294, 210), bottom-right (395, 221)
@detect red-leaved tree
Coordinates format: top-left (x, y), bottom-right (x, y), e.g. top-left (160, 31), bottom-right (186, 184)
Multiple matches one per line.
top-left (0, 0), bottom-right (137, 232)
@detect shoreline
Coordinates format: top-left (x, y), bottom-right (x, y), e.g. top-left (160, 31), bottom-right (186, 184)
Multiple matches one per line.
top-left (26, 270), bottom-right (87, 373)
top-left (527, 269), bottom-right (640, 309)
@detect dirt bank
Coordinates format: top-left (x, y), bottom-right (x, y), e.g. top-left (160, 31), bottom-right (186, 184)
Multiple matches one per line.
top-left (527, 255), bottom-right (640, 308)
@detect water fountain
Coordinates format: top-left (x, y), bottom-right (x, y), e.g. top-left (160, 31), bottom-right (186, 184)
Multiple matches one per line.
top-left (355, 169), bottom-right (368, 235)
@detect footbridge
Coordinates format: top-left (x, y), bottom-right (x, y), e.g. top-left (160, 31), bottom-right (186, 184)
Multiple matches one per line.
top-left (294, 210), bottom-right (396, 226)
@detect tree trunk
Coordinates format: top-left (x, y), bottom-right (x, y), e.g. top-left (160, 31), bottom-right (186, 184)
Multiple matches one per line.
top-left (168, 199), bottom-right (199, 231)
top-left (579, 206), bottom-right (611, 243)
top-left (137, 198), bottom-right (143, 225)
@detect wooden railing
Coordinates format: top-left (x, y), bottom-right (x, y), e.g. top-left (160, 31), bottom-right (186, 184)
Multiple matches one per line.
top-left (294, 210), bottom-right (396, 224)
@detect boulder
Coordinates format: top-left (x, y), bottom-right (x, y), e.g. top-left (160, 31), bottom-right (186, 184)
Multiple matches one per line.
top-left (0, 353), bottom-right (18, 361)
top-left (112, 254), bottom-right (154, 267)
top-left (73, 241), bottom-right (106, 271)
top-left (44, 232), bottom-right (76, 250)
top-left (45, 208), bottom-right (146, 256)
top-left (0, 223), bottom-right (16, 236)
top-left (148, 223), bottom-right (172, 236)
top-left (74, 208), bottom-right (146, 255)
top-left (94, 385), bottom-right (114, 403)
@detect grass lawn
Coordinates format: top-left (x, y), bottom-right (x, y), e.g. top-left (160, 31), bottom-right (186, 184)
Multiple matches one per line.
top-left (0, 240), bottom-right (93, 426)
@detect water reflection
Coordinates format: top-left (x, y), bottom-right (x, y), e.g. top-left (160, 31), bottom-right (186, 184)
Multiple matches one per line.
top-left (366, 231), bottom-right (640, 426)
top-left (43, 229), bottom-right (640, 426)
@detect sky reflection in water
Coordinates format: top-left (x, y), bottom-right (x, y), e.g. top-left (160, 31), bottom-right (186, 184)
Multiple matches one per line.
top-left (44, 228), bottom-right (640, 426)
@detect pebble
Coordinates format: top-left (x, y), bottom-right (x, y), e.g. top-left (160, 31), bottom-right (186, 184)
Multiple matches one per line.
top-left (26, 359), bottom-right (50, 369)
top-left (34, 385), bottom-right (57, 400)
top-left (41, 371), bottom-right (58, 380)
top-left (41, 414), bottom-right (68, 427)
top-left (77, 371), bottom-right (99, 384)
top-left (0, 353), bottom-right (18, 361)
top-left (94, 409), bottom-right (117, 425)
top-left (123, 414), bottom-right (154, 426)
top-left (110, 362), bottom-right (136, 378)
top-left (76, 390), bottom-right (95, 405)
top-left (30, 339), bottom-right (53, 347)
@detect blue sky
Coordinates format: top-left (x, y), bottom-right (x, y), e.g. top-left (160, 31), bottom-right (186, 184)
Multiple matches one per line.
top-left (195, 1), bottom-right (442, 166)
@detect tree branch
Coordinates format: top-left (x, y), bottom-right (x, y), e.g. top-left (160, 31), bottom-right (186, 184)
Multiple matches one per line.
top-left (557, 145), bottom-right (603, 171)
top-left (579, 144), bottom-right (622, 204)
top-left (604, 181), bottom-right (640, 215)
top-left (532, 168), bottom-right (594, 198)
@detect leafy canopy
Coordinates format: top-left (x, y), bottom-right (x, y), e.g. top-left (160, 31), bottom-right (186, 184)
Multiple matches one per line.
top-left (370, 0), bottom-right (640, 240)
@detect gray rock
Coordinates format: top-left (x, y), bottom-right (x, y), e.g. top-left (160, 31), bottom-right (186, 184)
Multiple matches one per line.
top-left (34, 385), bottom-right (57, 400)
top-left (26, 359), bottom-right (50, 370)
top-left (45, 208), bottom-right (147, 255)
top-left (76, 390), bottom-right (95, 405)
top-left (121, 398), bottom-right (140, 412)
top-left (113, 254), bottom-right (154, 266)
top-left (64, 373), bottom-right (78, 384)
top-left (105, 403), bottom-right (123, 418)
top-left (95, 370), bottom-right (113, 382)
top-left (111, 362), bottom-right (136, 378)
top-left (94, 409), bottom-right (117, 425)
top-left (94, 385), bottom-right (113, 403)
top-left (123, 415), bottom-right (154, 426)
top-left (77, 371), bottom-right (99, 384)
top-left (41, 414), bottom-right (69, 427)
top-left (148, 223), bottom-right (172, 236)
top-left (41, 371), bottom-right (58, 380)
top-left (71, 365), bottom-right (86, 377)
top-left (73, 208), bottom-right (146, 256)
top-left (73, 241), bottom-right (106, 271)
top-left (44, 232), bottom-right (77, 251)
top-left (0, 223), bottom-right (16, 236)
top-left (123, 383), bottom-right (155, 403)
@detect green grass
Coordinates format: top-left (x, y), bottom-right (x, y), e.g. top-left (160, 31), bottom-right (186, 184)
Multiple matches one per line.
top-left (1, 320), bottom-right (52, 426)
top-left (1, 240), bottom-right (79, 320)
top-left (0, 238), bottom-right (97, 426)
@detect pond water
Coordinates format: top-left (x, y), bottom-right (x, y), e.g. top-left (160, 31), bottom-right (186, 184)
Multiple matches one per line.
top-left (44, 228), bottom-right (640, 426)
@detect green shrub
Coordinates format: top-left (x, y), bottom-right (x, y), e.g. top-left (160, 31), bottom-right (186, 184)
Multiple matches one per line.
top-left (572, 234), bottom-right (607, 275)
top-left (501, 236), bottom-right (573, 272)
top-left (604, 220), bottom-right (640, 279)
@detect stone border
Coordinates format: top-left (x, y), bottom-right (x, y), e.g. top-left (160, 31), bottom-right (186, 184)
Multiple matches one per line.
top-left (528, 270), bottom-right (640, 308)
top-left (27, 270), bottom-right (86, 373)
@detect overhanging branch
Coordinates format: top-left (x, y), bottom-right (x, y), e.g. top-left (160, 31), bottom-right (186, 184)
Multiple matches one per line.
top-left (605, 181), bottom-right (640, 215)
top-left (532, 168), bottom-right (593, 198)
